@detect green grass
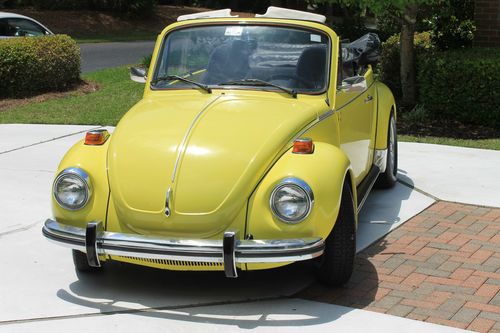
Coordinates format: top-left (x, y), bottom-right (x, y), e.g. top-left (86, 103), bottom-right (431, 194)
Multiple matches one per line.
top-left (72, 31), bottom-right (157, 44)
top-left (0, 67), bottom-right (143, 125)
top-left (399, 135), bottom-right (500, 151)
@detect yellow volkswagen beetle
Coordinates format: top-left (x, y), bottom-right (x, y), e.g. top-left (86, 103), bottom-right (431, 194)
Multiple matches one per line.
top-left (43, 7), bottom-right (397, 286)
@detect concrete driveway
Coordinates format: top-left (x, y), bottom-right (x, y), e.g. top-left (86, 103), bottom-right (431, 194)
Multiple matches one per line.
top-left (80, 41), bottom-right (155, 73)
top-left (1, 124), bottom-right (499, 332)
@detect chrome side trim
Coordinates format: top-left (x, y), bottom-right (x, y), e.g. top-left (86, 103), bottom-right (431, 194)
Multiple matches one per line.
top-left (42, 219), bottom-right (324, 269)
top-left (374, 149), bottom-right (387, 173)
top-left (318, 109), bottom-right (334, 121)
top-left (335, 80), bottom-right (376, 112)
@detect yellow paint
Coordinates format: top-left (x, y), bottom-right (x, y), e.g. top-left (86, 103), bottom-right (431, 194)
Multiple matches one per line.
top-left (52, 139), bottom-right (110, 229)
top-left (51, 16), bottom-right (395, 273)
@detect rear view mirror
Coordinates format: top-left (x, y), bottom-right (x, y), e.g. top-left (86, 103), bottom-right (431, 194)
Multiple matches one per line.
top-left (130, 67), bottom-right (147, 83)
top-left (340, 76), bottom-right (367, 93)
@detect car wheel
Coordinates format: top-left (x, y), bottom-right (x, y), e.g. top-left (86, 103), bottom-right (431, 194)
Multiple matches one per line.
top-left (315, 180), bottom-right (356, 286)
top-left (72, 250), bottom-right (102, 273)
top-left (375, 112), bottom-right (398, 188)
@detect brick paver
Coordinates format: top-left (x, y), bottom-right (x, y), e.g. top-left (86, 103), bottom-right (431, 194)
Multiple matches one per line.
top-left (298, 201), bottom-right (500, 332)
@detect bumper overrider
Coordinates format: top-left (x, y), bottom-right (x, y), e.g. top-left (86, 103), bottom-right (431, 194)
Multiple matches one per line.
top-left (42, 219), bottom-right (325, 278)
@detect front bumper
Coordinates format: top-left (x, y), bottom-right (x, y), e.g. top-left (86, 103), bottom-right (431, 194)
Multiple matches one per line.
top-left (42, 219), bottom-right (325, 278)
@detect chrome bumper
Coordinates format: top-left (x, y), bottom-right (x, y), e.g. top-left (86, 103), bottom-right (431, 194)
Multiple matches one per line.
top-left (42, 219), bottom-right (324, 278)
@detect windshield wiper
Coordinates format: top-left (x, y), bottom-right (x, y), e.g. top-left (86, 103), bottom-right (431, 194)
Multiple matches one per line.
top-left (219, 79), bottom-right (297, 98)
top-left (151, 75), bottom-right (212, 93)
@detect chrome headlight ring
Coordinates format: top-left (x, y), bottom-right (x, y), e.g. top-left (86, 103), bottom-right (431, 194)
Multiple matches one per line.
top-left (53, 167), bottom-right (92, 211)
top-left (270, 177), bottom-right (314, 224)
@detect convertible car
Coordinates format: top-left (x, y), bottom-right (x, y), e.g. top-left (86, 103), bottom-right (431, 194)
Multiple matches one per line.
top-left (43, 7), bottom-right (397, 286)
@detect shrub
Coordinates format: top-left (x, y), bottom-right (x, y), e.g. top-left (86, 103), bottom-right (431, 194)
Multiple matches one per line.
top-left (417, 48), bottom-right (500, 127)
top-left (377, 31), bottom-right (432, 98)
top-left (423, 0), bottom-right (475, 50)
top-left (0, 35), bottom-right (80, 98)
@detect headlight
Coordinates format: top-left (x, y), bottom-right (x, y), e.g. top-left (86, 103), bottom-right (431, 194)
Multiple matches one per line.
top-left (53, 167), bottom-right (92, 210)
top-left (270, 177), bottom-right (314, 223)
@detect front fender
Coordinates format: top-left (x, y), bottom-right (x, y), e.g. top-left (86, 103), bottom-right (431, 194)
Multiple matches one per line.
top-left (246, 142), bottom-right (354, 243)
top-left (375, 82), bottom-right (397, 150)
top-left (51, 139), bottom-right (110, 228)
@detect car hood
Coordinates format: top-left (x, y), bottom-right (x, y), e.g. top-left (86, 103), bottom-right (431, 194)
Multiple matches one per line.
top-left (108, 92), bottom-right (322, 237)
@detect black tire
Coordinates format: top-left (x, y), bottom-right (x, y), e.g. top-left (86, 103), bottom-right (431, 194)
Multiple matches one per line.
top-left (72, 250), bottom-right (102, 273)
top-left (375, 112), bottom-right (398, 188)
top-left (315, 181), bottom-right (356, 286)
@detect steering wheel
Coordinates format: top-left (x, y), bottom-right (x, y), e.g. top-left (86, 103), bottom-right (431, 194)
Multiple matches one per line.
top-left (266, 74), bottom-right (314, 89)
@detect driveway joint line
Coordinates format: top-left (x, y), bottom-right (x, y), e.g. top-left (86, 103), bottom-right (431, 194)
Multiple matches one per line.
top-left (0, 295), bottom-right (289, 326)
top-left (0, 126), bottom-right (102, 155)
top-left (0, 220), bottom-right (42, 238)
top-left (397, 179), bottom-right (441, 201)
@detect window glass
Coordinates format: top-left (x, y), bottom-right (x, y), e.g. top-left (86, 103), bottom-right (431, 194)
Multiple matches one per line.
top-left (153, 25), bottom-right (330, 93)
top-left (3, 18), bottom-right (47, 37)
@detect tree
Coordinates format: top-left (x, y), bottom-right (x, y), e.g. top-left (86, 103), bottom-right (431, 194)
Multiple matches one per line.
top-left (318, 0), bottom-right (440, 106)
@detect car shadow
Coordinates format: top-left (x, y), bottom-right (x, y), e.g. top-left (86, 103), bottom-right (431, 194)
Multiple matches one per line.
top-left (56, 169), bottom-right (422, 327)
top-left (357, 169), bottom-right (416, 251)
top-left (57, 261), bottom-right (347, 328)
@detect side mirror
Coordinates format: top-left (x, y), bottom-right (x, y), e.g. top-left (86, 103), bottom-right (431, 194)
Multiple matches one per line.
top-left (130, 66), bottom-right (147, 83)
top-left (339, 75), bottom-right (367, 93)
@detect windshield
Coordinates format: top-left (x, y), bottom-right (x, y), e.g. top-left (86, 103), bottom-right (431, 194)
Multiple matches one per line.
top-left (152, 25), bottom-right (330, 93)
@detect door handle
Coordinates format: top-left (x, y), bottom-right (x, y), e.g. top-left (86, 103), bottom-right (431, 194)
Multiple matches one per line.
top-left (364, 95), bottom-right (373, 103)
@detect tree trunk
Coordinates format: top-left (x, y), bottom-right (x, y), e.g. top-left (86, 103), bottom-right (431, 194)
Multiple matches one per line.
top-left (400, 5), bottom-right (418, 107)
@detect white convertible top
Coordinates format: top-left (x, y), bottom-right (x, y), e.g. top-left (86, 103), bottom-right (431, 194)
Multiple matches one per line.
top-left (256, 7), bottom-right (326, 24)
top-left (177, 6), bottom-right (326, 24)
top-left (177, 9), bottom-right (238, 21)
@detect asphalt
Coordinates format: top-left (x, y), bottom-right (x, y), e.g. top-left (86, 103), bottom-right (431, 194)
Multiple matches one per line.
top-left (1, 124), bottom-right (499, 332)
top-left (80, 41), bottom-right (155, 73)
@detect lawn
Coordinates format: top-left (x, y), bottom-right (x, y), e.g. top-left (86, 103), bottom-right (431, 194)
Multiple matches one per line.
top-left (399, 135), bottom-right (500, 151)
top-left (0, 67), bottom-right (143, 126)
top-left (1, 66), bottom-right (498, 151)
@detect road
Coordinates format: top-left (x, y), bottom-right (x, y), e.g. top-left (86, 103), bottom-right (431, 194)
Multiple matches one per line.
top-left (80, 41), bottom-right (155, 73)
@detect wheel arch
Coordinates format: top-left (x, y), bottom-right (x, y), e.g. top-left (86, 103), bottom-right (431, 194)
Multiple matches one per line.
top-left (343, 168), bottom-right (358, 229)
top-left (375, 82), bottom-right (397, 150)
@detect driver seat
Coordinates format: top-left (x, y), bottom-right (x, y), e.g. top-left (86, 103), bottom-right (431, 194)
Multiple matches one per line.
top-left (296, 45), bottom-right (327, 89)
top-left (201, 40), bottom-right (251, 85)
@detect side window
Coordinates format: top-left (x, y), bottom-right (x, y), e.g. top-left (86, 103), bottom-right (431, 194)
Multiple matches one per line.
top-left (7, 18), bottom-right (47, 37)
top-left (0, 18), bottom-right (14, 36)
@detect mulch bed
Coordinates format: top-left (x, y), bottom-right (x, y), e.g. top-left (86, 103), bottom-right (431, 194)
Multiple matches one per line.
top-left (399, 117), bottom-right (500, 140)
top-left (0, 80), bottom-right (99, 112)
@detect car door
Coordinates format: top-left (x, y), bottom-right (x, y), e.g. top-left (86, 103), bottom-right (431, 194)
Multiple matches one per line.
top-left (336, 67), bottom-right (376, 185)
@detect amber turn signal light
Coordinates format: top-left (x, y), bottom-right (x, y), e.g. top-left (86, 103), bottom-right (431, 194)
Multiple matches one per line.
top-left (292, 138), bottom-right (314, 154)
top-left (85, 129), bottom-right (110, 145)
